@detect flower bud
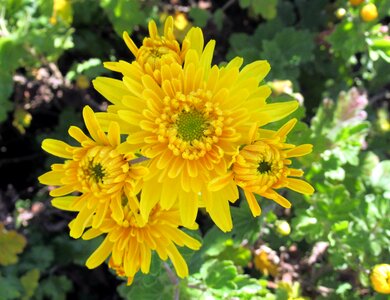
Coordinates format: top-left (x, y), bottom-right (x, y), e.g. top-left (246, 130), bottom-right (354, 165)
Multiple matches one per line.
top-left (275, 220), bottom-right (291, 236)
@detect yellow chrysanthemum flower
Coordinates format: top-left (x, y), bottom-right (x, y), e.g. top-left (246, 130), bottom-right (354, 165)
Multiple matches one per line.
top-left (104, 38), bottom-right (299, 231)
top-left (92, 17), bottom-right (204, 133)
top-left (210, 118), bottom-right (314, 217)
top-left (371, 264), bottom-right (390, 294)
top-left (253, 245), bottom-right (279, 277)
top-left (80, 202), bottom-right (201, 285)
top-left (38, 106), bottom-right (148, 238)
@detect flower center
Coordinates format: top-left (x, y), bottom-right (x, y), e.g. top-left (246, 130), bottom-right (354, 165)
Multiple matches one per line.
top-left (233, 142), bottom-right (285, 192)
top-left (176, 110), bottom-right (207, 142)
top-left (89, 161), bottom-right (105, 183)
top-left (153, 90), bottom-right (225, 160)
top-left (257, 161), bottom-right (272, 174)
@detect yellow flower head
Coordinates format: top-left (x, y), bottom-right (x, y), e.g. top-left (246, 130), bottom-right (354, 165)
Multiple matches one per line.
top-left (98, 16), bottom-right (203, 85)
top-left (210, 118), bottom-right (314, 217)
top-left (38, 106), bottom-right (148, 238)
top-left (108, 36), bottom-right (299, 232)
top-left (253, 245), bottom-right (279, 277)
top-left (81, 203), bottom-right (201, 285)
top-left (371, 264), bottom-right (390, 294)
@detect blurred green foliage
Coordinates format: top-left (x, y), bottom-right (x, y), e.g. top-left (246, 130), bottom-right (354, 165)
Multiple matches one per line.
top-left (1, 0), bottom-right (390, 299)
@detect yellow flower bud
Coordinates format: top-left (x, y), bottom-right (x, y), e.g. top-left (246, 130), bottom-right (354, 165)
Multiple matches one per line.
top-left (275, 220), bottom-right (291, 236)
top-left (360, 3), bottom-right (378, 22)
top-left (371, 264), bottom-right (390, 294)
top-left (335, 8), bottom-right (347, 19)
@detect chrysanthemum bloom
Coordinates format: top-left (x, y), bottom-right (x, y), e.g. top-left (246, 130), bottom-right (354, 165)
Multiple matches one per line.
top-left (371, 264), bottom-right (390, 294)
top-left (209, 118), bottom-right (314, 217)
top-left (38, 106), bottom-right (148, 238)
top-left (93, 16), bottom-right (204, 132)
top-left (105, 35), bottom-right (299, 231)
top-left (81, 202), bottom-right (201, 285)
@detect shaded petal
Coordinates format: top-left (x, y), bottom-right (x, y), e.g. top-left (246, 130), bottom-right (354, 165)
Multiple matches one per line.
top-left (86, 237), bottom-right (113, 269)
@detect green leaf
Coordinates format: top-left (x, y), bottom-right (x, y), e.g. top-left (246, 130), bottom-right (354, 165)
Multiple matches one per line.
top-left (0, 37), bottom-right (24, 71)
top-left (239, 0), bottom-right (252, 9)
top-left (331, 220), bottom-right (349, 232)
top-left (0, 275), bottom-right (22, 300)
top-left (34, 276), bottom-right (72, 300)
top-left (20, 269), bottom-right (40, 300)
top-left (189, 7), bottom-right (211, 28)
top-left (100, 0), bottom-right (147, 36)
top-left (65, 58), bottom-right (105, 81)
top-left (213, 9), bottom-right (224, 31)
top-left (295, 0), bottom-right (328, 30)
top-left (260, 28), bottom-right (314, 81)
top-left (0, 223), bottom-right (27, 266)
top-left (217, 239), bottom-right (252, 267)
top-left (371, 161), bottom-right (390, 191)
top-left (21, 245), bottom-right (54, 271)
top-left (117, 270), bottom-right (173, 300)
top-left (251, 0), bottom-right (278, 20)
top-left (327, 21), bottom-right (367, 60)
top-left (0, 48), bottom-right (16, 123)
top-left (201, 259), bottom-right (237, 290)
top-left (200, 226), bottom-right (231, 257)
top-left (231, 198), bottom-right (263, 244)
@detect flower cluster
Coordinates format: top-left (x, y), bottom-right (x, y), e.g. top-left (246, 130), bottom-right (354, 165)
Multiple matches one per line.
top-left (39, 16), bottom-right (313, 283)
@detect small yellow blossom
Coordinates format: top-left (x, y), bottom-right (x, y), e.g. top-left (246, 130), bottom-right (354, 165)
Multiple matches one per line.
top-left (210, 118), bottom-right (314, 217)
top-left (253, 245), bottom-right (279, 277)
top-left (371, 264), bottom-right (390, 294)
top-left (81, 203), bottom-right (201, 285)
top-left (38, 106), bottom-right (148, 238)
top-left (50, 0), bottom-right (73, 25)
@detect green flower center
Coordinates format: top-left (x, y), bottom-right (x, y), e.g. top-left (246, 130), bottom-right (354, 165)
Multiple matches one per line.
top-left (89, 161), bottom-right (105, 183)
top-left (176, 110), bottom-right (207, 142)
top-left (257, 161), bottom-right (272, 174)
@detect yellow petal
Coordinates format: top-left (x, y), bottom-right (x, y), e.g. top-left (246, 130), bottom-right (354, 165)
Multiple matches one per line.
top-left (92, 200), bottom-right (109, 229)
top-left (49, 185), bottom-right (75, 197)
top-left (38, 170), bottom-right (63, 185)
top-left (140, 181), bottom-right (161, 221)
top-left (208, 171), bottom-right (234, 191)
top-left (179, 190), bottom-right (198, 228)
top-left (86, 237), bottom-right (113, 269)
top-left (93, 77), bottom-right (129, 105)
top-left (107, 121), bottom-right (120, 146)
top-left (140, 243), bottom-right (152, 274)
top-left (42, 139), bottom-right (73, 159)
top-left (285, 178), bottom-right (315, 195)
top-left (160, 179), bottom-right (179, 209)
top-left (123, 31), bottom-right (138, 56)
top-left (257, 101), bottom-right (299, 126)
top-left (82, 228), bottom-right (103, 240)
top-left (148, 19), bottom-right (158, 39)
top-left (244, 190), bottom-right (261, 217)
top-left (163, 16), bottom-right (174, 37)
top-left (110, 194), bottom-right (124, 223)
top-left (184, 27), bottom-right (204, 56)
top-left (276, 118), bottom-right (297, 138)
top-left (207, 192), bottom-right (233, 232)
top-left (285, 144), bottom-right (313, 158)
top-left (240, 60), bottom-right (270, 83)
top-left (82, 106), bottom-right (108, 145)
top-left (263, 190), bottom-right (292, 208)
top-left (69, 205), bottom-right (95, 239)
top-left (166, 243), bottom-right (188, 278)
top-left (51, 196), bottom-right (78, 211)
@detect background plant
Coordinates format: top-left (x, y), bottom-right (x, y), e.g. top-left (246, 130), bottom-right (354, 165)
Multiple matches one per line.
top-left (0, 0), bottom-right (389, 299)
